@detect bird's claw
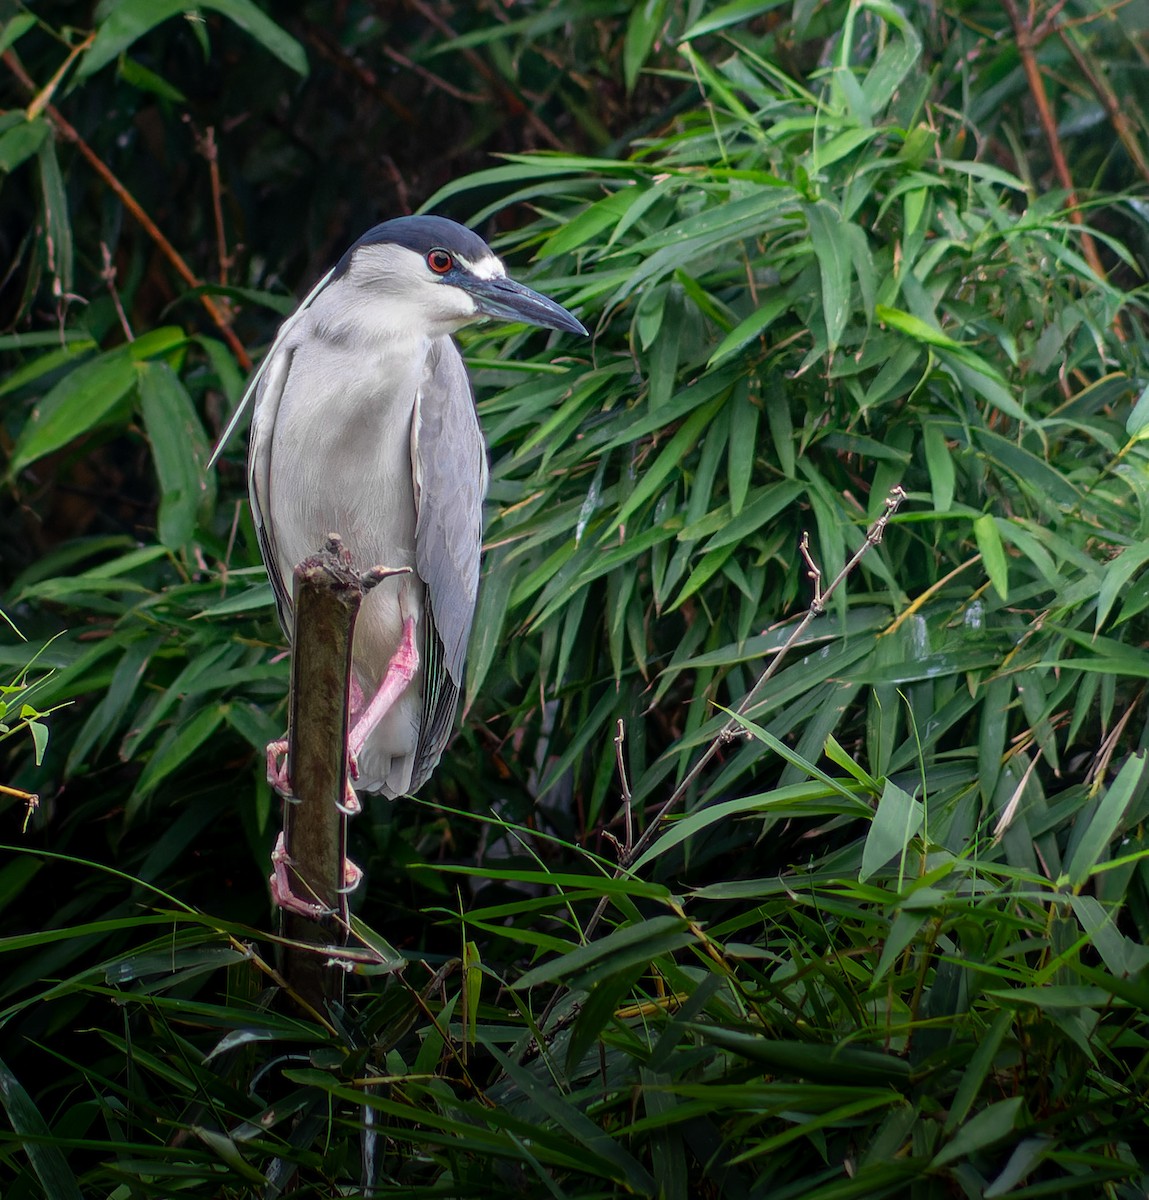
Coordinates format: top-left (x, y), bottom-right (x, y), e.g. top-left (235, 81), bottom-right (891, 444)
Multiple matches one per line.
top-left (266, 738), bottom-right (293, 798)
top-left (269, 831), bottom-right (362, 917)
top-left (337, 777), bottom-right (361, 815)
top-left (266, 737), bottom-right (360, 813)
top-left (360, 563), bottom-right (411, 592)
top-left (338, 858), bottom-right (364, 894)
top-left (269, 832), bottom-right (333, 918)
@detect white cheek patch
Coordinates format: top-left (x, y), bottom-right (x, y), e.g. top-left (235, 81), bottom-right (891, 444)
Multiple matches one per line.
top-left (458, 253), bottom-right (506, 281)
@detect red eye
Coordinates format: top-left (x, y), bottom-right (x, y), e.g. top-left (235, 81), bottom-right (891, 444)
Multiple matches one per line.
top-left (427, 249), bottom-right (453, 274)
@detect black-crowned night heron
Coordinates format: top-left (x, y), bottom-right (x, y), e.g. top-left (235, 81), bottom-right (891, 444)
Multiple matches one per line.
top-left (210, 216), bottom-right (585, 910)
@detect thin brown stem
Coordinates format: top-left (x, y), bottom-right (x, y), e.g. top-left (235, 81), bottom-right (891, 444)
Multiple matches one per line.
top-left (609, 487), bottom-right (906, 884)
top-left (198, 125), bottom-right (233, 286)
top-left (100, 243), bottom-right (133, 342)
top-left (3, 49), bottom-right (251, 369)
top-left (1001, 0), bottom-right (1108, 284)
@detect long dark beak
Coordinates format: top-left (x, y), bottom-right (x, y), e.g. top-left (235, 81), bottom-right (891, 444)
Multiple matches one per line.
top-left (466, 276), bottom-right (588, 336)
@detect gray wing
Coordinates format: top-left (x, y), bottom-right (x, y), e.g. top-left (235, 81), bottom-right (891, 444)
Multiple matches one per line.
top-left (410, 338), bottom-right (489, 782)
top-left (215, 264), bottom-right (342, 634)
top-left (247, 344), bottom-right (297, 638)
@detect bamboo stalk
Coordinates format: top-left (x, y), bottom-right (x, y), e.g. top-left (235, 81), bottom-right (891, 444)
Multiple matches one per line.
top-left (279, 537), bottom-right (363, 1012)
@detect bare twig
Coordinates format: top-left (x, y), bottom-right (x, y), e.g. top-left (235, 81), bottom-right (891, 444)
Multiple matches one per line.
top-left (529, 490), bottom-right (908, 1045)
top-left (1056, 24), bottom-right (1149, 186)
top-left (3, 783), bottom-right (40, 834)
top-left (196, 125), bottom-right (233, 286)
top-left (799, 531), bottom-right (823, 612)
top-left (602, 719), bottom-right (634, 861)
top-left (100, 243), bottom-right (133, 342)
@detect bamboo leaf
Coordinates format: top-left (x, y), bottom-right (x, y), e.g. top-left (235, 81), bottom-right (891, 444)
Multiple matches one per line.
top-left (138, 362), bottom-right (216, 549)
top-left (9, 329), bottom-right (187, 475)
top-left (0, 1054), bottom-right (84, 1200)
top-left (807, 201), bottom-right (853, 350)
top-left (1066, 752), bottom-right (1147, 890)
top-left (974, 514), bottom-right (1009, 600)
top-left (860, 780), bottom-right (923, 882)
top-left (83, 0), bottom-right (308, 76)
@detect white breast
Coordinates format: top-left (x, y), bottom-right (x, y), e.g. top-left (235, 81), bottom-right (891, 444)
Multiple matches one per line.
top-left (261, 305), bottom-right (432, 795)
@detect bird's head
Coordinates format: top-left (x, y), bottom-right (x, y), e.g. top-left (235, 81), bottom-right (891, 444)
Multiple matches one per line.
top-left (333, 215), bottom-right (587, 341)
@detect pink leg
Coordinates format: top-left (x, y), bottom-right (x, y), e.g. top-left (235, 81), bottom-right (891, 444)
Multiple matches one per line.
top-left (263, 618), bottom-right (416, 832)
top-left (348, 616), bottom-right (419, 760)
top-left (269, 831), bottom-right (362, 917)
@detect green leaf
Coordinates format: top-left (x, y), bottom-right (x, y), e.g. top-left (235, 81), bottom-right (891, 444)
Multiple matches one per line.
top-left (1066, 752), bottom-right (1146, 890)
top-left (1095, 539), bottom-right (1149, 633)
top-left (486, 1045), bottom-right (657, 1194)
top-left (464, 547), bottom-right (516, 709)
top-left (38, 135), bottom-right (72, 295)
top-left (0, 13), bottom-right (36, 54)
top-left (1126, 382), bottom-right (1149, 439)
top-left (860, 780), bottom-right (923, 883)
top-left (27, 719), bottom-right (48, 765)
top-left (876, 303), bottom-right (964, 350)
top-left (708, 295), bottom-right (790, 367)
top-left (974, 514), bottom-right (1009, 601)
top-left (807, 201), bottom-right (853, 350)
top-left (922, 421), bottom-right (954, 513)
top-left (138, 361), bottom-right (215, 548)
top-left (0, 116), bottom-right (49, 173)
top-left (9, 328), bottom-right (187, 475)
top-left (624, 0), bottom-right (667, 92)
top-left (192, 1127), bottom-right (267, 1184)
top-left (691, 1027), bottom-right (912, 1086)
top-left (729, 386), bottom-right (758, 513)
top-left (681, 0), bottom-right (788, 39)
top-left (0, 1054), bottom-right (84, 1200)
top-left (130, 704), bottom-right (226, 805)
top-left (541, 187), bottom-right (644, 258)
top-left (944, 1010), bottom-right (1012, 1134)
top-left (84, 0), bottom-right (308, 77)
top-left (118, 55), bottom-right (188, 101)
top-left (514, 915), bottom-right (692, 989)
top-left (605, 393), bottom-right (726, 536)
top-left (932, 1097), bottom-right (1023, 1167)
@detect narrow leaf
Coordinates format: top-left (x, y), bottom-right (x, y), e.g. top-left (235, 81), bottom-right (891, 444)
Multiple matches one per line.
top-left (807, 202), bottom-right (852, 350)
top-left (139, 361), bottom-right (216, 548)
top-left (0, 1054), bottom-right (84, 1200)
top-left (1066, 752), bottom-right (1147, 890)
top-left (974, 514), bottom-right (1009, 600)
top-left (860, 780), bottom-right (923, 882)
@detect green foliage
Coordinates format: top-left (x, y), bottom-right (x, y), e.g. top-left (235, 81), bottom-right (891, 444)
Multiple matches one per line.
top-left (3, 0), bottom-right (1149, 1195)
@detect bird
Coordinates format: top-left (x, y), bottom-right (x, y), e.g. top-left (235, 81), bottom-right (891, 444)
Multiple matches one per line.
top-left (209, 216), bottom-right (586, 909)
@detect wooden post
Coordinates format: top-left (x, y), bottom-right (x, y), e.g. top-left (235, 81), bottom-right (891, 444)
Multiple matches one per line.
top-left (279, 536), bottom-right (363, 1012)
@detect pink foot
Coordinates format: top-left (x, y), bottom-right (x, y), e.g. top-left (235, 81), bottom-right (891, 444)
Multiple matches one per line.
top-left (269, 831), bottom-right (362, 917)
